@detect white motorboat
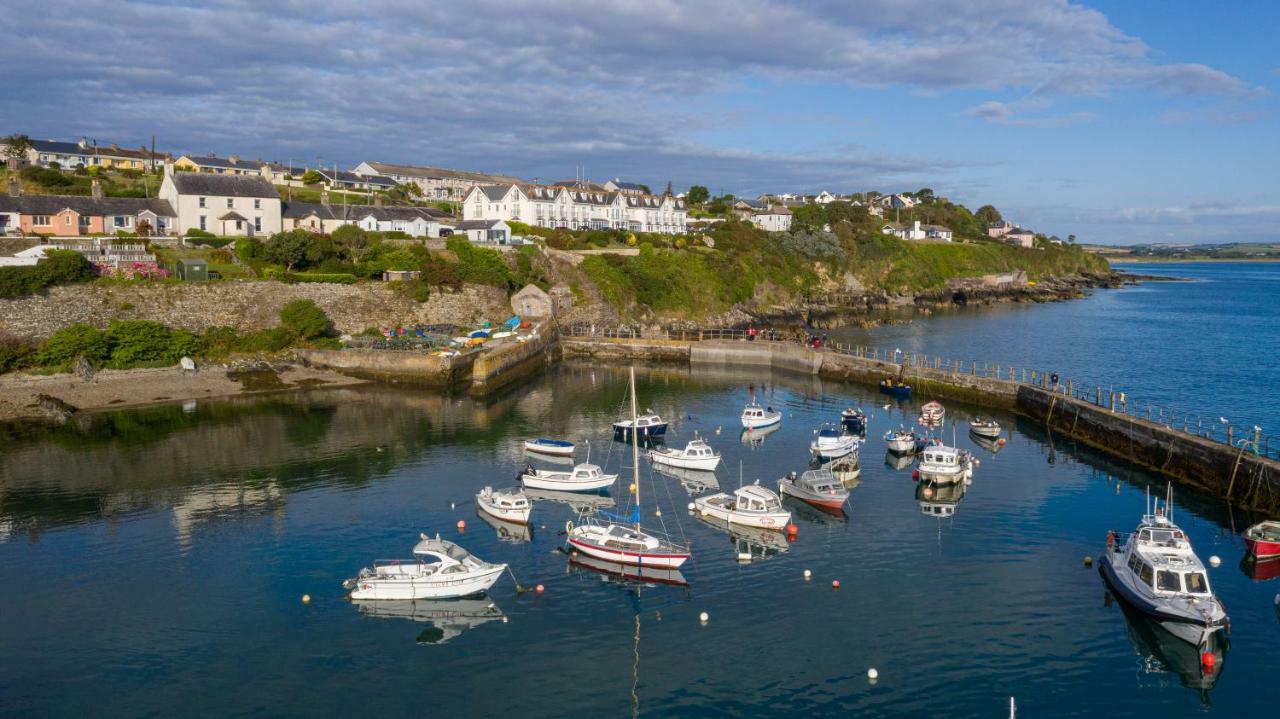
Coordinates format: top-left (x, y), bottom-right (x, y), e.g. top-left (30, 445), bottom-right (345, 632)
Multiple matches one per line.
top-left (740, 403), bottom-right (782, 429)
top-left (810, 423), bottom-right (859, 460)
top-left (916, 444), bottom-right (975, 485)
top-left (520, 463), bottom-right (617, 492)
top-left (1100, 486), bottom-right (1229, 647)
top-left (968, 418), bottom-right (1001, 438)
top-left (344, 534), bottom-right (507, 600)
top-left (566, 368), bottom-right (691, 569)
top-left (650, 438), bottom-right (721, 471)
top-left (778, 468), bottom-right (850, 511)
top-left (475, 486), bottom-right (532, 525)
top-left (523, 437), bottom-right (575, 457)
top-left (694, 482), bottom-right (791, 530)
top-left (612, 412), bottom-right (668, 439)
top-left (884, 427), bottom-right (921, 454)
top-left (920, 400), bottom-right (945, 426)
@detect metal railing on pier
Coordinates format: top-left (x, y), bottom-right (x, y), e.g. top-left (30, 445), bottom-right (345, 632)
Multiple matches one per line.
top-left (560, 323), bottom-right (1278, 461)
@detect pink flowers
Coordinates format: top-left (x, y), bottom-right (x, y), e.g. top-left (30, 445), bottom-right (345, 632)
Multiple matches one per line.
top-left (96, 262), bottom-right (171, 279)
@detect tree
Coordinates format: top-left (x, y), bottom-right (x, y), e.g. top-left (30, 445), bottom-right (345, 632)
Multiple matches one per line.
top-left (135, 219), bottom-right (153, 238)
top-left (915, 188), bottom-right (935, 202)
top-left (974, 205), bottom-right (1003, 226)
top-left (299, 169), bottom-right (324, 185)
top-left (332, 225), bottom-right (378, 262)
top-left (686, 185), bottom-right (710, 205)
top-left (790, 204), bottom-right (828, 233)
top-left (824, 201), bottom-right (866, 226)
top-left (664, 181), bottom-right (673, 196)
top-left (263, 229), bottom-right (315, 270)
top-left (279, 299), bottom-right (332, 339)
top-left (1067, 234), bottom-right (1077, 244)
top-left (1, 134), bottom-right (32, 159)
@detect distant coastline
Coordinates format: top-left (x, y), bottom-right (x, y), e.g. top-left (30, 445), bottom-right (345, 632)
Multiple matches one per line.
top-left (1109, 257), bottom-right (1280, 264)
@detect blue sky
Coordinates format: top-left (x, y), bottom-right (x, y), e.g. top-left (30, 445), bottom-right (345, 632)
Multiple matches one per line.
top-left (1, 0), bottom-right (1275, 244)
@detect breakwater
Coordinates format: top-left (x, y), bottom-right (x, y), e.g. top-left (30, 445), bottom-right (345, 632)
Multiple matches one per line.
top-left (562, 332), bottom-right (1280, 512)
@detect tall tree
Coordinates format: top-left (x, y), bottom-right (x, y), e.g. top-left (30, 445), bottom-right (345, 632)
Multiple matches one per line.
top-left (974, 205), bottom-right (1003, 226)
top-left (664, 180), bottom-right (673, 196)
top-left (686, 185), bottom-right (710, 204)
top-left (1, 134), bottom-right (32, 159)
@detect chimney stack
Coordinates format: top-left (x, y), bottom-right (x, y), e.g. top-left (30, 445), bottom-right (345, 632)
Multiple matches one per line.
top-left (320, 190), bottom-right (330, 207)
top-left (913, 220), bottom-right (921, 232)
top-left (374, 193), bottom-right (383, 208)
top-left (91, 179), bottom-right (104, 200)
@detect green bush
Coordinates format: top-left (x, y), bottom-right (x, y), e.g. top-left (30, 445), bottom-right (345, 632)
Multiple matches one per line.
top-left (187, 237), bottom-right (232, 248)
top-left (37, 324), bottom-right (110, 368)
top-left (199, 326), bottom-right (240, 358)
top-left (279, 300), bottom-right (332, 339)
top-left (104, 320), bottom-right (195, 369)
top-left (185, 228), bottom-right (217, 239)
top-left (446, 236), bottom-right (513, 289)
top-left (263, 268), bottom-right (358, 284)
top-left (0, 250), bottom-right (97, 299)
top-left (0, 333), bottom-right (36, 373)
top-left (235, 326), bottom-right (294, 353)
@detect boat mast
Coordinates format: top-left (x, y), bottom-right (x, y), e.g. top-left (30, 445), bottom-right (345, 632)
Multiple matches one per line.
top-left (630, 366), bottom-right (641, 529)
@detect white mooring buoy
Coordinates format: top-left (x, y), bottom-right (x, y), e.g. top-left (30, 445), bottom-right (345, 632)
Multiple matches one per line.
top-left (803, 569), bottom-right (812, 580)
top-left (1209, 555), bottom-right (1221, 567)
top-left (867, 667), bottom-right (879, 681)
top-left (699, 611), bottom-right (709, 624)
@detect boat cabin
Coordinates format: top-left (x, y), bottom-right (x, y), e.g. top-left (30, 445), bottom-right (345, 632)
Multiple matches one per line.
top-left (484, 488), bottom-right (529, 510)
top-left (816, 424), bottom-right (843, 440)
top-left (600, 523), bottom-right (661, 551)
top-left (798, 469), bottom-right (841, 494)
top-left (921, 447), bottom-right (962, 467)
top-left (680, 440), bottom-right (717, 459)
top-left (1125, 518), bottom-right (1211, 596)
top-left (743, 404), bottom-right (774, 420)
top-left (573, 464), bottom-right (605, 481)
top-left (734, 485), bottom-right (782, 512)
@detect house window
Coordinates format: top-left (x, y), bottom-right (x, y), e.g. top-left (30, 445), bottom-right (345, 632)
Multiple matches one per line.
top-left (254, 199), bottom-right (261, 209)
top-left (81, 216), bottom-right (93, 227)
top-left (198, 196), bottom-right (207, 208)
top-left (235, 220), bottom-right (243, 231)
top-left (199, 215), bottom-right (207, 231)
top-left (226, 198), bottom-right (234, 209)
top-left (114, 216), bottom-right (129, 228)
top-left (33, 215), bottom-right (50, 226)
top-left (65, 215), bottom-right (73, 226)
top-left (254, 217), bottom-right (261, 232)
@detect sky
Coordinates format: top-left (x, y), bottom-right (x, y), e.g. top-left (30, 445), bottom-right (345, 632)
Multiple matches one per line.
top-left (1, 0), bottom-right (1276, 245)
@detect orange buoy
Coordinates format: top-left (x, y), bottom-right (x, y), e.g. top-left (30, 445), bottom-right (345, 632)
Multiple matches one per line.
top-left (922, 486), bottom-right (934, 499)
top-left (997, 438), bottom-right (1006, 446)
top-left (785, 522), bottom-right (798, 536)
top-left (456, 519), bottom-right (466, 531)
top-left (832, 579), bottom-right (841, 589)
top-left (535, 584), bottom-right (545, 594)
top-left (1201, 652), bottom-right (1215, 670)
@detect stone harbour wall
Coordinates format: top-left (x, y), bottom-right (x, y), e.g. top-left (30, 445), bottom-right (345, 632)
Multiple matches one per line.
top-left (0, 281), bottom-right (510, 339)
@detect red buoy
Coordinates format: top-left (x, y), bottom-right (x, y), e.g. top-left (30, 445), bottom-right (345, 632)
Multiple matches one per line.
top-left (832, 580), bottom-right (841, 589)
top-left (456, 519), bottom-right (466, 531)
top-left (997, 438), bottom-right (1007, 446)
top-left (535, 584), bottom-right (545, 594)
top-left (1201, 652), bottom-right (1215, 670)
top-left (912, 469), bottom-right (920, 480)
top-left (785, 522), bottom-right (798, 536)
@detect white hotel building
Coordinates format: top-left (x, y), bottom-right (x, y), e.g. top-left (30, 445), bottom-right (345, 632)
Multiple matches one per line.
top-left (462, 184), bottom-right (687, 234)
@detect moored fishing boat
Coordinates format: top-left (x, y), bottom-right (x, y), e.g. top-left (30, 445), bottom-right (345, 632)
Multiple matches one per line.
top-left (829, 456), bottom-right (861, 484)
top-left (741, 403), bottom-right (782, 429)
top-left (840, 407), bottom-right (867, 435)
top-left (649, 438), bottom-right (721, 471)
top-left (344, 534), bottom-right (507, 600)
top-left (916, 444), bottom-right (975, 485)
top-left (919, 401), bottom-right (945, 426)
top-left (778, 468), bottom-right (849, 511)
top-left (475, 486), bottom-right (532, 525)
top-left (1100, 486), bottom-right (1229, 647)
top-left (810, 423), bottom-right (859, 460)
top-left (884, 427), bottom-right (920, 454)
top-left (523, 437), bottom-right (575, 457)
top-left (968, 418), bottom-right (1001, 439)
top-left (694, 482), bottom-right (791, 530)
top-left (612, 412), bottom-right (668, 440)
top-left (879, 378), bottom-right (912, 398)
top-left (520, 463), bottom-right (617, 492)
top-left (1243, 520), bottom-right (1280, 562)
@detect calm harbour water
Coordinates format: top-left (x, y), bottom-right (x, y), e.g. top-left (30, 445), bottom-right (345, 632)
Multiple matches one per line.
top-left (2, 263), bottom-right (1278, 718)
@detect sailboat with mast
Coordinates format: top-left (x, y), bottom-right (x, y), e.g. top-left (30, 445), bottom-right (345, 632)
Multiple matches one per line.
top-left (565, 367), bottom-right (692, 569)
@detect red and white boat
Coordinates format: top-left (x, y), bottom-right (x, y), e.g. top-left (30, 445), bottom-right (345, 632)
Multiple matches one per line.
top-left (919, 401), bottom-right (945, 426)
top-left (1244, 520), bottom-right (1280, 561)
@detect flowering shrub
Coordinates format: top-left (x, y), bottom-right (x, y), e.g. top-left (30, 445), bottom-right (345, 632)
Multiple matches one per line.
top-left (97, 262), bottom-right (171, 280)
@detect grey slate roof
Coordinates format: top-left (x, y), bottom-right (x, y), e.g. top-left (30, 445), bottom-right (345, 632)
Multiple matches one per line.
top-left (28, 139), bottom-right (88, 155)
top-left (361, 161), bottom-right (522, 185)
top-left (181, 155), bottom-right (259, 170)
top-left (0, 195), bottom-right (175, 217)
top-left (455, 220), bottom-right (504, 230)
top-left (282, 201), bottom-right (452, 222)
top-left (318, 168), bottom-right (397, 187)
top-left (478, 186), bottom-right (511, 201)
top-left (170, 172), bottom-right (278, 199)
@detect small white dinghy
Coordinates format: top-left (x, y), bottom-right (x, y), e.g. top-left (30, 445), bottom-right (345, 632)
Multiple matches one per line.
top-left (694, 482), bottom-right (791, 530)
top-left (475, 486), bottom-right (532, 525)
top-left (969, 418), bottom-right (1002, 438)
top-left (520, 463), bottom-right (618, 492)
top-left (344, 534), bottom-right (507, 600)
top-left (810, 423), bottom-right (859, 460)
top-left (650, 438), bottom-right (721, 471)
top-left (523, 437), bottom-right (575, 457)
top-left (740, 403), bottom-right (782, 429)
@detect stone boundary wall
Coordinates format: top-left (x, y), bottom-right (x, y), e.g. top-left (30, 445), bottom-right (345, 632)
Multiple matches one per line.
top-left (0, 281), bottom-right (509, 339)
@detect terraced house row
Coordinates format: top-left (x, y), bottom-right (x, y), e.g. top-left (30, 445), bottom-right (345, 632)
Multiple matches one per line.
top-left (461, 182), bottom-right (688, 233)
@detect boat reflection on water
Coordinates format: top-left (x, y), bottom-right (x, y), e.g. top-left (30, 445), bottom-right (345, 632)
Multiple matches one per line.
top-left (968, 430), bottom-right (1004, 455)
top-left (653, 464), bottom-right (720, 495)
top-left (1239, 555), bottom-right (1280, 582)
top-left (475, 508), bottom-right (533, 543)
top-left (351, 598), bottom-right (506, 645)
top-left (916, 479), bottom-right (967, 518)
top-left (1115, 598), bottom-right (1228, 699)
top-left (885, 451), bottom-right (915, 471)
top-left (740, 423), bottom-right (781, 448)
top-left (524, 449), bottom-right (575, 467)
top-left (694, 514), bottom-right (790, 562)
top-left (783, 494), bottom-right (848, 523)
top-left (568, 553), bottom-right (689, 588)
top-left (524, 487), bottom-right (616, 513)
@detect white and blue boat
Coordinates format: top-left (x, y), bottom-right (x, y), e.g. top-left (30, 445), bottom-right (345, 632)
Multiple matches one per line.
top-left (612, 412), bottom-right (668, 440)
top-left (523, 437), bottom-right (575, 457)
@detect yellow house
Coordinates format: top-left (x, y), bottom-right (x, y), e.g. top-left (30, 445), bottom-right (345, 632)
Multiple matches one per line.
top-left (95, 144), bottom-right (155, 170)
